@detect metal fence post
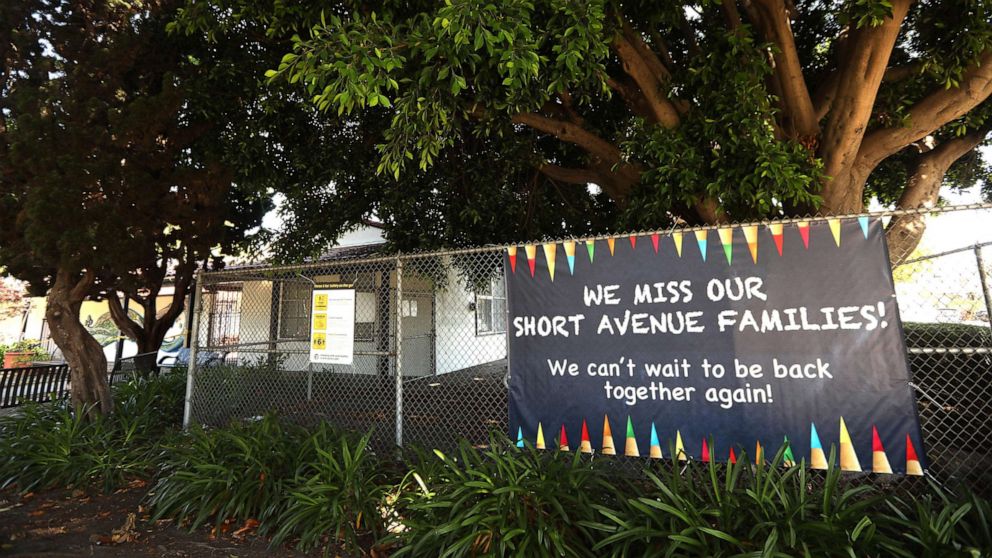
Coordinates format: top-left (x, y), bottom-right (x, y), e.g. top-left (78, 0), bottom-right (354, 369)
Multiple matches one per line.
top-left (395, 255), bottom-right (404, 449)
top-left (182, 270), bottom-right (204, 429)
top-left (975, 245), bottom-right (992, 337)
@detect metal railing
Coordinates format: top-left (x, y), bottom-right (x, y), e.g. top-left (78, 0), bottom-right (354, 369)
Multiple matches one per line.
top-left (0, 364), bottom-right (71, 408)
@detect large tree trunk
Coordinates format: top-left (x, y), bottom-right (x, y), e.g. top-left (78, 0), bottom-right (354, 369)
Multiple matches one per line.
top-left (46, 269), bottom-right (113, 416)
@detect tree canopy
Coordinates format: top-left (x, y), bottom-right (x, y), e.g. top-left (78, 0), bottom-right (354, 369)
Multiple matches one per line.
top-left (178, 0), bottom-right (991, 261)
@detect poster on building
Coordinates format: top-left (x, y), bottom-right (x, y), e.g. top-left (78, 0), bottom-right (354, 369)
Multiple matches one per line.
top-left (309, 285), bottom-right (356, 365)
top-left (506, 217), bottom-right (926, 474)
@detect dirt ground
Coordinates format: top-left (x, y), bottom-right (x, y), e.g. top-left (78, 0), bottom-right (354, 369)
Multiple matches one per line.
top-left (0, 483), bottom-right (336, 557)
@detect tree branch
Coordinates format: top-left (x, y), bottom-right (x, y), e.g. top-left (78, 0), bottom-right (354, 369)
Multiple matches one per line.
top-left (897, 126), bottom-right (991, 208)
top-left (818, 0), bottom-right (911, 212)
top-left (751, 0), bottom-right (819, 139)
top-left (611, 33), bottom-right (681, 127)
top-left (859, 50), bottom-right (992, 167)
top-left (536, 162), bottom-right (601, 185)
top-left (106, 292), bottom-right (144, 345)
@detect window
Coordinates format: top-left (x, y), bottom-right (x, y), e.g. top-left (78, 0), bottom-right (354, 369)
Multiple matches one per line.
top-left (475, 275), bottom-right (506, 335)
top-left (279, 282), bottom-right (311, 340)
top-left (207, 289), bottom-right (242, 346)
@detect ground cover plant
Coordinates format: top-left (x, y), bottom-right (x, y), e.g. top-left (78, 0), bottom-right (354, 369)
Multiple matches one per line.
top-left (1, 370), bottom-right (990, 556)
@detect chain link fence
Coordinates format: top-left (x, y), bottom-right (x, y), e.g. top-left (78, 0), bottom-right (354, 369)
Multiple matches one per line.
top-left (184, 206), bottom-right (992, 495)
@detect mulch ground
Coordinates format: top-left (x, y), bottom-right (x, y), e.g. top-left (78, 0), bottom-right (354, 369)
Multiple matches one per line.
top-left (0, 483), bottom-right (345, 557)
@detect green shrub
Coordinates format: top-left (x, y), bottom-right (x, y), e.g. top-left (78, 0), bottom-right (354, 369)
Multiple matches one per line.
top-left (148, 413), bottom-right (301, 531)
top-left (271, 427), bottom-right (386, 553)
top-left (389, 435), bottom-right (615, 558)
top-left (0, 372), bottom-right (185, 493)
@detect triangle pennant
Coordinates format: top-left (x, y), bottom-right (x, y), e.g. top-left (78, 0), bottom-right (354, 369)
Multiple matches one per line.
top-left (797, 221), bottom-right (810, 249)
top-left (579, 420), bottom-right (592, 454)
top-left (559, 424), bottom-right (570, 451)
top-left (563, 241), bottom-right (576, 275)
top-left (695, 230), bottom-right (708, 262)
top-left (906, 435), bottom-right (923, 476)
top-left (675, 430), bottom-right (687, 461)
top-left (536, 422), bottom-right (546, 450)
top-left (649, 423), bottom-right (662, 459)
top-left (858, 216), bottom-right (870, 238)
top-left (729, 447), bottom-right (737, 464)
top-left (586, 240), bottom-right (595, 263)
top-left (525, 245), bottom-right (537, 277)
top-left (839, 417), bottom-right (862, 472)
top-left (828, 218), bottom-right (842, 247)
top-left (718, 227), bottom-right (733, 265)
top-left (629, 235), bottom-right (637, 250)
top-left (872, 426), bottom-right (892, 474)
top-left (602, 415), bottom-right (616, 455)
top-left (755, 440), bottom-right (764, 465)
top-left (701, 438), bottom-right (710, 463)
top-left (783, 436), bottom-right (796, 467)
top-left (673, 231), bottom-right (684, 257)
top-left (769, 223), bottom-right (784, 256)
top-left (607, 238), bottom-right (616, 256)
top-left (507, 246), bottom-right (518, 274)
top-left (624, 417), bottom-right (639, 457)
top-left (810, 423), bottom-right (828, 470)
top-left (542, 243), bottom-right (557, 281)
top-left (516, 426), bottom-right (524, 448)
top-left (651, 233), bottom-right (660, 253)
top-left (743, 225), bottom-right (758, 263)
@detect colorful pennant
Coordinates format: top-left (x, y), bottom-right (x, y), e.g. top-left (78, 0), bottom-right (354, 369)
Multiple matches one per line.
top-left (718, 227), bottom-right (733, 265)
top-left (673, 231), bottom-right (684, 257)
top-left (629, 235), bottom-right (637, 250)
top-left (607, 237), bottom-right (616, 256)
top-left (810, 423), bottom-right (828, 470)
top-left (649, 423), bottom-right (662, 459)
top-left (624, 417), bottom-right (639, 457)
top-left (743, 225), bottom-right (758, 263)
top-left (755, 440), bottom-right (764, 465)
top-left (586, 239), bottom-right (595, 263)
top-left (580, 420), bottom-right (592, 454)
top-left (798, 221), bottom-right (810, 249)
top-left (542, 243), bottom-right (557, 281)
top-left (872, 426), bottom-right (892, 474)
top-left (828, 218), bottom-right (842, 247)
top-left (839, 417), bottom-right (862, 472)
top-left (906, 435), bottom-right (923, 476)
top-left (729, 447), bottom-right (737, 464)
top-left (563, 241), bottom-right (576, 275)
top-left (651, 233), bottom-right (660, 253)
top-left (559, 424), bottom-right (569, 451)
top-left (783, 436), bottom-right (796, 467)
top-left (536, 422), bottom-right (546, 450)
top-left (516, 426), bottom-right (524, 448)
top-left (695, 230), bottom-right (708, 262)
top-left (525, 244), bottom-right (537, 277)
top-left (675, 430), bottom-right (687, 461)
top-left (701, 438), bottom-right (711, 463)
top-left (602, 415), bottom-right (616, 455)
top-left (769, 223), bottom-right (784, 256)
top-left (507, 246), bottom-right (517, 274)
top-left (858, 216), bottom-right (870, 238)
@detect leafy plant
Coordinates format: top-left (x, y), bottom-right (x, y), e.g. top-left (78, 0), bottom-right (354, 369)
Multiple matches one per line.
top-left (389, 434), bottom-right (615, 558)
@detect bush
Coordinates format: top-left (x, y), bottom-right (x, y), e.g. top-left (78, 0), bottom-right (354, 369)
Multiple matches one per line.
top-left (0, 371), bottom-right (185, 493)
top-left (389, 435), bottom-right (615, 558)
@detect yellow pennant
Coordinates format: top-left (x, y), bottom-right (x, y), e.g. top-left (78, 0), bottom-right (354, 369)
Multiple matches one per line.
top-left (672, 231), bottom-right (684, 257)
top-left (829, 218), bottom-right (842, 247)
top-left (607, 237), bottom-right (616, 256)
top-left (839, 417), bottom-right (862, 472)
top-left (742, 225), bottom-right (758, 263)
top-left (542, 243), bottom-right (557, 281)
top-left (536, 422), bottom-right (546, 450)
top-left (675, 430), bottom-right (687, 461)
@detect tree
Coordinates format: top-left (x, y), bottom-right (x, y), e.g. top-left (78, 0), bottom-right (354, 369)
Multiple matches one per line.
top-left (181, 0), bottom-right (991, 260)
top-left (0, 0), bottom-right (281, 413)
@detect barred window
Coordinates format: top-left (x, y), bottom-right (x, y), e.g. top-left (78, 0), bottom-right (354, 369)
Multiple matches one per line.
top-left (475, 275), bottom-right (506, 335)
top-left (278, 282), bottom-right (311, 340)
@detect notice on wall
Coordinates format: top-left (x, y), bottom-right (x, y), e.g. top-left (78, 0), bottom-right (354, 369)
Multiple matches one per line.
top-left (309, 285), bottom-right (356, 365)
top-left (506, 218), bottom-right (926, 474)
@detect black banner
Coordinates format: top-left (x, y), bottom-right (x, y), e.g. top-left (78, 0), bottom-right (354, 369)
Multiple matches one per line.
top-left (506, 218), bottom-right (925, 474)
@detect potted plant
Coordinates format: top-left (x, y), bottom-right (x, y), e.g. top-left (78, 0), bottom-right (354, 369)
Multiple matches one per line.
top-left (2, 340), bottom-right (48, 368)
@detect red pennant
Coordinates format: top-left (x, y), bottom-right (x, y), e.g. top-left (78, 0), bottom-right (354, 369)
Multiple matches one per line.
top-left (772, 234), bottom-right (783, 256)
top-left (729, 447), bottom-right (737, 464)
top-left (798, 222), bottom-right (810, 249)
top-left (651, 234), bottom-right (660, 253)
top-left (629, 236), bottom-right (637, 249)
top-left (508, 251), bottom-right (517, 274)
top-left (560, 425), bottom-right (569, 448)
top-left (906, 434), bottom-right (919, 461)
top-left (701, 439), bottom-right (710, 463)
top-left (873, 426), bottom-right (884, 452)
top-left (581, 420), bottom-right (590, 443)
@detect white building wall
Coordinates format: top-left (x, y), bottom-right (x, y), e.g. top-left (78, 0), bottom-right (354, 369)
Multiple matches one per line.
top-left (433, 256), bottom-right (507, 375)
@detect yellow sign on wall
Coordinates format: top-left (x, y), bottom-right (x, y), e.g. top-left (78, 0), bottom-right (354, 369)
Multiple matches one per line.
top-left (314, 293), bottom-right (328, 311)
top-left (309, 285), bottom-right (355, 365)
top-left (313, 313), bottom-right (327, 331)
top-left (311, 333), bottom-right (326, 350)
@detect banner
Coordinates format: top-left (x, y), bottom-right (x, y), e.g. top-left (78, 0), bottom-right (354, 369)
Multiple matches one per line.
top-left (309, 285), bottom-right (355, 365)
top-left (506, 218), bottom-right (925, 474)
